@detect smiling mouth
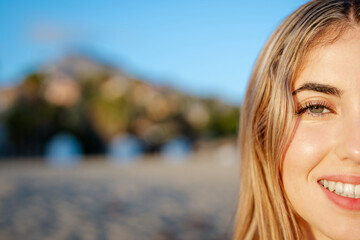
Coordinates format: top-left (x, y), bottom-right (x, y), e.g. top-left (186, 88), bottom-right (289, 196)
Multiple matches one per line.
top-left (319, 179), bottom-right (360, 199)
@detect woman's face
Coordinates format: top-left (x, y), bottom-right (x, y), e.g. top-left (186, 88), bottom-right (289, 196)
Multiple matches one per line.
top-left (282, 28), bottom-right (360, 240)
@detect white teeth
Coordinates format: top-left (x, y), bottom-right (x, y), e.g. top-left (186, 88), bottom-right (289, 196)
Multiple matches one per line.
top-left (324, 179), bottom-right (329, 188)
top-left (328, 181), bottom-right (336, 192)
top-left (335, 182), bottom-right (343, 195)
top-left (344, 183), bottom-right (354, 197)
top-left (356, 185), bottom-right (360, 196)
top-left (319, 180), bottom-right (360, 199)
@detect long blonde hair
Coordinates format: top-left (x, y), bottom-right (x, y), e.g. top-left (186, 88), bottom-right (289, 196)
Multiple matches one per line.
top-left (233, 1), bottom-right (360, 239)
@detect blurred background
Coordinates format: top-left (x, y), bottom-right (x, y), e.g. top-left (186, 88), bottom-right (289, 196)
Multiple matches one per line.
top-left (0, 0), bottom-right (306, 239)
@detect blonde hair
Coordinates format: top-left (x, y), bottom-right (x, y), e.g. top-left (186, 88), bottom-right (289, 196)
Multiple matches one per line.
top-left (233, 1), bottom-right (360, 239)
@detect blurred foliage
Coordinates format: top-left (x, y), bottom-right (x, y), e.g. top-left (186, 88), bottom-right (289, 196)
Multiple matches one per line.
top-left (0, 55), bottom-right (240, 157)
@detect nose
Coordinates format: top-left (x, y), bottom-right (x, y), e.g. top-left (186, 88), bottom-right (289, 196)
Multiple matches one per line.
top-left (335, 115), bottom-right (360, 163)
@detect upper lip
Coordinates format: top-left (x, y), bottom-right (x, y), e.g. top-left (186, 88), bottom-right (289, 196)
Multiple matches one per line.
top-left (318, 175), bottom-right (360, 185)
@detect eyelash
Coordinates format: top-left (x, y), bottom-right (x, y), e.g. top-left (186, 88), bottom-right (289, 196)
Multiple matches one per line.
top-left (296, 100), bottom-right (334, 116)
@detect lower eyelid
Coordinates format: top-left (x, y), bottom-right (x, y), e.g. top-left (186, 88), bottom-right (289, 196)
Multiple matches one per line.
top-left (307, 109), bottom-right (330, 115)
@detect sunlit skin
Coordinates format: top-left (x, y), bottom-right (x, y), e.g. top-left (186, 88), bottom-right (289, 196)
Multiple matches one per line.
top-left (282, 27), bottom-right (360, 240)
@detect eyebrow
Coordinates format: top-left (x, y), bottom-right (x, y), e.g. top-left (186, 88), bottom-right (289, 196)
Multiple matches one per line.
top-left (292, 82), bottom-right (342, 96)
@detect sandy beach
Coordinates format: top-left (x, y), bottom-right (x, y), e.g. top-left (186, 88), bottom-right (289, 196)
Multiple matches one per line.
top-left (0, 152), bottom-right (239, 240)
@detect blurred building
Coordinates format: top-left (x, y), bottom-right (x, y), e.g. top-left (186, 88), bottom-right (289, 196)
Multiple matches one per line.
top-left (0, 54), bottom-right (239, 159)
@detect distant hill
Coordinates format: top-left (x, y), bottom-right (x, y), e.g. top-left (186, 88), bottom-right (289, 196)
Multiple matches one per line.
top-left (0, 54), bottom-right (239, 157)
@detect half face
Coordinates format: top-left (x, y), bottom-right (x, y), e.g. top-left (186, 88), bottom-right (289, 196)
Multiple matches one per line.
top-left (282, 28), bottom-right (360, 240)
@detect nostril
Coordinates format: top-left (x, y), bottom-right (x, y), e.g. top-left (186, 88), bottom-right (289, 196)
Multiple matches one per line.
top-left (335, 139), bottom-right (360, 163)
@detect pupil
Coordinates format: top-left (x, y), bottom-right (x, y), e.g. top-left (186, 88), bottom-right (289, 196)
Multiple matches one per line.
top-left (310, 106), bottom-right (323, 113)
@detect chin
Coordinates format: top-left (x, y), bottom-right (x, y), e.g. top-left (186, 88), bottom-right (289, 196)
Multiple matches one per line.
top-left (304, 201), bottom-right (360, 240)
top-left (314, 220), bottom-right (360, 240)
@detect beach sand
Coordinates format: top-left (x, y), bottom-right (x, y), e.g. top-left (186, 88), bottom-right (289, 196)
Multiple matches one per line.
top-left (0, 153), bottom-right (239, 240)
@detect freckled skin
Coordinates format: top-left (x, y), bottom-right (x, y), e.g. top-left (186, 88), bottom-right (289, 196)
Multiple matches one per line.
top-left (282, 28), bottom-right (360, 240)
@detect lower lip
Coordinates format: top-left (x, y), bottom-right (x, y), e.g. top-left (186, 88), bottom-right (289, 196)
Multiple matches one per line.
top-left (320, 184), bottom-right (360, 211)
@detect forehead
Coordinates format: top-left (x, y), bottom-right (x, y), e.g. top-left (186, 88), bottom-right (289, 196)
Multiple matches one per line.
top-left (294, 27), bottom-right (360, 89)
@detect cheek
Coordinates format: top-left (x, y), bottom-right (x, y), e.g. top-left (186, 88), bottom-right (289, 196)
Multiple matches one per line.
top-left (282, 122), bottom-right (335, 189)
top-left (281, 121), bottom-right (337, 230)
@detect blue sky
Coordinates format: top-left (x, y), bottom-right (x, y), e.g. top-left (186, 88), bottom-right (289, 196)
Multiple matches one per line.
top-left (0, 0), bottom-right (307, 104)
